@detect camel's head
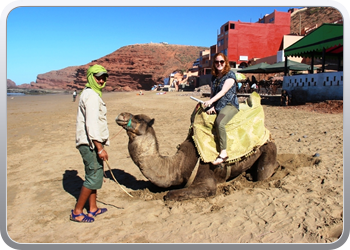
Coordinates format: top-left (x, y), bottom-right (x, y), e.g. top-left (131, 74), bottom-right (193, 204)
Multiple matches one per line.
top-left (115, 112), bottom-right (155, 136)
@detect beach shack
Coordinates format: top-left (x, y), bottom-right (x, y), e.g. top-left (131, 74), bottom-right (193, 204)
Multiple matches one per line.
top-left (282, 23), bottom-right (343, 103)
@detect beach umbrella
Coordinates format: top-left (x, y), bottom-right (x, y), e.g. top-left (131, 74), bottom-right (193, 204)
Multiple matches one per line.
top-left (264, 60), bottom-right (317, 73)
top-left (238, 62), bottom-right (271, 81)
top-left (237, 62), bottom-right (271, 73)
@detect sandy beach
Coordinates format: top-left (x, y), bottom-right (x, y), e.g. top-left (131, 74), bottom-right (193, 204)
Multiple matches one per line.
top-left (6, 91), bottom-right (343, 244)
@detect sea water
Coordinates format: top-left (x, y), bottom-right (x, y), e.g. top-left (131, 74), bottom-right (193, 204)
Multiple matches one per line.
top-left (7, 93), bottom-right (25, 96)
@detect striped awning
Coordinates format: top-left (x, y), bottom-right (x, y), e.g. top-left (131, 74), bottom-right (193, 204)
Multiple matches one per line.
top-left (284, 23), bottom-right (343, 58)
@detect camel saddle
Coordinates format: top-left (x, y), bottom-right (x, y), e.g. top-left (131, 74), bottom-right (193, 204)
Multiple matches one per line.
top-left (192, 92), bottom-right (271, 163)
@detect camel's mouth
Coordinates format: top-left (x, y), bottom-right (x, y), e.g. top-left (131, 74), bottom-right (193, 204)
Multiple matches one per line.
top-left (115, 118), bottom-right (126, 126)
top-left (115, 113), bottom-right (131, 127)
top-left (115, 117), bottom-right (127, 127)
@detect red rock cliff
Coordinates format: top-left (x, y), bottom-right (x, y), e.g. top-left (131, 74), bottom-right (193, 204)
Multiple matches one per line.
top-left (32, 44), bottom-right (207, 91)
top-left (7, 79), bottom-right (16, 88)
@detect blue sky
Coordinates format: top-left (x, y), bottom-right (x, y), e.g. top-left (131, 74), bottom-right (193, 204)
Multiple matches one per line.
top-left (7, 6), bottom-right (302, 85)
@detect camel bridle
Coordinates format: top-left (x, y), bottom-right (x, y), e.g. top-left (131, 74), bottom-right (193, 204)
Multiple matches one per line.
top-left (126, 115), bottom-right (133, 129)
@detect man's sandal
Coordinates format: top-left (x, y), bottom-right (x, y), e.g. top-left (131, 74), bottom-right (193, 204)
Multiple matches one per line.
top-left (88, 208), bottom-right (108, 217)
top-left (70, 210), bottom-right (94, 223)
top-left (212, 155), bottom-right (228, 165)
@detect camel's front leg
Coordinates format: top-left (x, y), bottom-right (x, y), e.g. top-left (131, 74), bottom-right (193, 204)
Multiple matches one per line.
top-left (164, 164), bottom-right (217, 201)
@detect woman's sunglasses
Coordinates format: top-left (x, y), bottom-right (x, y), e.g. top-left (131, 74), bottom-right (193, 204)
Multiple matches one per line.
top-left (215, 60), bottom-right (225, 65)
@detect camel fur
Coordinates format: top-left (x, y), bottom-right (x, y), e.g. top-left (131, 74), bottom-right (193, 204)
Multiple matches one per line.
top-left (115, 105), bottom-right (279, 201)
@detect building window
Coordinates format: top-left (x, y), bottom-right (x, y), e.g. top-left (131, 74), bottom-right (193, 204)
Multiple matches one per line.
top-left (224, 25), bottom-right (228, 32)
top-left (217, 39), bottom-right (224, 47)
top-left (269, 17), bottom-right (275, 23)
top-left (230, 23), bottom-right (235, 29)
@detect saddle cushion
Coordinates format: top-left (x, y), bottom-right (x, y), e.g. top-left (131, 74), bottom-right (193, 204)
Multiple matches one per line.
top-left (192, 92), bottom-right (270, 163)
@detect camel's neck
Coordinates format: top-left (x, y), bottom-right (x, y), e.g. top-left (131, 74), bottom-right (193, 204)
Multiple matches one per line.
top-left (128, 133), bottom-right (159, 160)
top-left (128, 132), bottom-right (184, 188)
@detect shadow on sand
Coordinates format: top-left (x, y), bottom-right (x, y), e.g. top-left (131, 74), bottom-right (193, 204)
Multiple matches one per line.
top-left (62, 168), bottom-right (168, 204)
top-left (104, 168), bottom-right (170, 194)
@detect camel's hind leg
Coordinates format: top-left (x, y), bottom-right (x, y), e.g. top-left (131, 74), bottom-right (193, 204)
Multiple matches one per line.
top-left (254, 141), bottom-right (279, 181)
top-left (164, 164), bottom-right (217, 201)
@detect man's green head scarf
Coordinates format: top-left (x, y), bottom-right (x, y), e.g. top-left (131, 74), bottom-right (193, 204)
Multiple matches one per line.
top-left (85, 64), bottom-right (108, 97)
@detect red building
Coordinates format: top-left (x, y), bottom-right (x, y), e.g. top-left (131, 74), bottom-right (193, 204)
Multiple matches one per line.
top-left (216, 10), bottom-right (291, 68)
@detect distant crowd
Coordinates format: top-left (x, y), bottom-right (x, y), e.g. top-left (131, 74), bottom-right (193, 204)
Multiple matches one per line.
top-left (237, 75), bottom-right (283, 95)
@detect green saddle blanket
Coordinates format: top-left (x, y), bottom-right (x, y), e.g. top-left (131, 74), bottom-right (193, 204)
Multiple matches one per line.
top-left (192, 92), bottom-right (271, 163)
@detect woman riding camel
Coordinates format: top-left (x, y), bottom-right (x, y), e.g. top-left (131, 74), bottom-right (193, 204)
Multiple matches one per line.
top-left (203, 53), bottom-right (239, 165)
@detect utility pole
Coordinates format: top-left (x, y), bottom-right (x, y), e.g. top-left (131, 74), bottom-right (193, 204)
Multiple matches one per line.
top-left (299, 13), bottom-right (301, 35)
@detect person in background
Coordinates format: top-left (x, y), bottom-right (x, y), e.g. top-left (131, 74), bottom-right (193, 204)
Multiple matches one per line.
top-left (255, 82), bottom-right (260, 93)
top-left (72, 90), bottom-right (77, 102)
top-left (70, 64), bottom-right (109, 223)
top-left (173, 70), bottom-right (186, 91)
top-left (237, 82), bottom-right (242, 92)
top-left (203, 53), bottom-right (239, 165)
top-left (281, 89), bottom-right (289, 106)
top-left (252, 75), bottom-right (257, 84)
top-left (251, 82), bottom-right (258, 92)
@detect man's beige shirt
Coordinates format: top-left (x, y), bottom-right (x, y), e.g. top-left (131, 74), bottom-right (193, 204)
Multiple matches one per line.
top-left (76, 88), bottom-right (109, 149)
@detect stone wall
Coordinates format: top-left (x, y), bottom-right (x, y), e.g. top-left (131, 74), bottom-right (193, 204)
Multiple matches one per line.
top-left (282, 72), bottom-right (343, 103)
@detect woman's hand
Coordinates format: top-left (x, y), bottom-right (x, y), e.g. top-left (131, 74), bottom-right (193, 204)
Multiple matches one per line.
top-left (206, 106), bottom-right (216, 115)
top-left (203, 100), bottom-right (213, 108)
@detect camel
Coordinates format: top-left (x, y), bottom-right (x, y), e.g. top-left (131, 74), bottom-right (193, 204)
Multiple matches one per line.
top-left (115, 103), bottom-right (279, 201)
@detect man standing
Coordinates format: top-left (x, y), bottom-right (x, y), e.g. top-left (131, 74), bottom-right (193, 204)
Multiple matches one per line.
top-left (72, 90), bottom-right (77, 102)
top-left (70, 64), bottom-right (109, 223)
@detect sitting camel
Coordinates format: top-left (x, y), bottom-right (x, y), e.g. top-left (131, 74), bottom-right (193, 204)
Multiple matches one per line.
top-left (115, 93), bottom-right (279, 201)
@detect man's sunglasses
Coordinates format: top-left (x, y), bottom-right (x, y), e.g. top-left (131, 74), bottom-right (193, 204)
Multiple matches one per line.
top-left (214, 60), bottom-right (225, 65)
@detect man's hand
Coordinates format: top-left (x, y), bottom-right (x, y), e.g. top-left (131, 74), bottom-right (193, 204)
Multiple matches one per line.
top-left (93, 140), bottom-right (109, 161)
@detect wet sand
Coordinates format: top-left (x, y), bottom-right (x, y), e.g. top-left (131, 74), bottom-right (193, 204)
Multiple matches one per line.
top-left (7, 91), bottom-right (343, 244)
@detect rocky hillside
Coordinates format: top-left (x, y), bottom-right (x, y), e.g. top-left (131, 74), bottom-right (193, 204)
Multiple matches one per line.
top-left (9, 7), bottom-right (342, 91)
top-left (290, 7), bottom-right (342, 35)
top-left (7, 79), bottom-right (16, 88)
top-left (18, 44), bottom-right (207, 91)
top-left (33, 66), bottom-right (81, 90)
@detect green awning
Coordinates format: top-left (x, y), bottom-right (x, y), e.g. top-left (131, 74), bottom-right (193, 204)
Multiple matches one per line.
top-left (264, 59), bottom-right (317, 73)
top-left (237, 62), bottom-right (271, 73)
top-left (284, 23), bottom-right (343, 58)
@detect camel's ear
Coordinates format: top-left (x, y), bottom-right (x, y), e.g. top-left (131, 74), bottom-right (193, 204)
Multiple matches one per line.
top-left (148, 118), bottom-right (155, 127)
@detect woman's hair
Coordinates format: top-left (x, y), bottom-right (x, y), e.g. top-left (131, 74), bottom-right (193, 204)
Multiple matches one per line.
top-left (211, 52), bottom-right (231, 77)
